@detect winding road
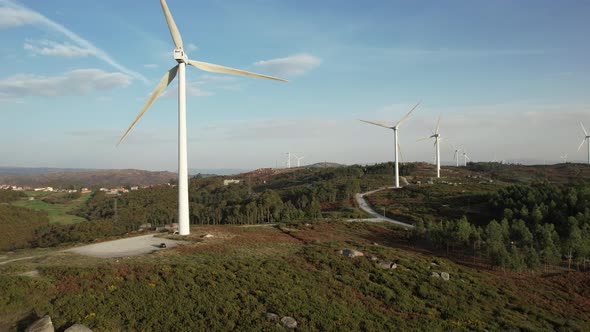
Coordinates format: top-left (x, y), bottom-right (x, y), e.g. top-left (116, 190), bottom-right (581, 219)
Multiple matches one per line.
top-left (352, 187), bottom-right (414, 229)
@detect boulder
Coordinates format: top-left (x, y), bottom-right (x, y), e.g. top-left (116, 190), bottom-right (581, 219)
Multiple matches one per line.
top-left (339, 249), bottom-right (364, 258)
top-left (25, 315), bottom-right (54, 332)
top-left (441, 272), bottom-right (450, 281)
top-left (400, 176), bottom-right (410, 186)
top-left (377, 262), bottom-right (397, 269)
top-left (263, 312), bottom-right (279, 322)
top-left (202, 234), bottom-right (214, 238)
top-left (280, 316), bottom-right (298, 330)
top-left (65, 324), bottom-right (93, 332)
top-left (430, 272), bottom-right (440, 278)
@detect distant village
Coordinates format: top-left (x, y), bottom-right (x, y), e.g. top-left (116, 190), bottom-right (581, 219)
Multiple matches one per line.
top-left (0, 184), bottom-right (156, 195)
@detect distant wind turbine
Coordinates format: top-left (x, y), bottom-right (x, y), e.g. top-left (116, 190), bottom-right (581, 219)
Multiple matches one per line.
top-left (360, 102), bottom-right (421, 188)
top-left (293, 154), bottom-right (305, 167)
top-left (463, 151), bottom-right (470, 167)
top-left (418, 114), bottom-right (443, 178)
top-left (451, 144), bottom-right (462, 167)
top-left (117, 0), bottom-right (287, 236)
top-left (560, 154), bottom-right (568, 164)
top-left (286, 152), bottom-right (292, 168)
top-left (578, 122), bottom-right (590, 164)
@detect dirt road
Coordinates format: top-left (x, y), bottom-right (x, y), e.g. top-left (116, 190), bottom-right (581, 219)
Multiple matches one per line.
top-left (353, 187), bottom-right (414, 229)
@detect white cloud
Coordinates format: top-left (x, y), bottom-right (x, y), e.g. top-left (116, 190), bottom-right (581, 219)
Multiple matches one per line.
top-left (24, 39), bottom-right (94, 57)
top-left (143, 64), bottom-right (159, 69)
top-left (187, 43), bottom-right (198, 51)
top-left (0, 69), bottom-right (131, 98)
top-left (0, 4), bottom-right (41, 28)
top-left (0, 0), bottom-right (147, 83)
top-left (160, 81), bottom-right (213, 99)
top-left (253, 53), bottom-right (321, 77)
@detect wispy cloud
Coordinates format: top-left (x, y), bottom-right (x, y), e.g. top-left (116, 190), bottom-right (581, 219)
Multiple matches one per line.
top-left (0, 69), bottom-right (131, 98)
top-left (143, 64), bottom-right (159, 69)
top-left (0, 0), bottom-right (147, 82)
top-left (24, 39), bottom-right (94, 57)
top-left (254, 53), bottom-right (321, 77)
top-left (160, 81), bottom-right (213, 99)
top-left (187, 43), bottom-right (198, 51)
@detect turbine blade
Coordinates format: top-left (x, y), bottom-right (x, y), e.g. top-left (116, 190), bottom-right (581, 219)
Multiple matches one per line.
top-left (417, 137), bottom-right (431, 142)
top-left (581, 122), bottom-right (588, 136)
top-left (359, 119), bottom-right (392, 129)
top-left (160, 0), bottom-right (183, 49)
top-left (118, 65), bottom-right (179, 145)
top-left (395, 101), bottom-right (421, 128)
top-left (435, 114), bottom-right (442, 134)
top-left (187, 59), bottom-right (287, 82)
top-left (578, 139), bottom-right (586, 152)
top-left (398, 142), bottom-right (405, 164)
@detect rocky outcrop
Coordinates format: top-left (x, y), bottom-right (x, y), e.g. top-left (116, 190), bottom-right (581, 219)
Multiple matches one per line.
top-left (64, 324), bottom-right (94, 332)
top-left (280, 316), bottom-right (298, 330)
top-left (25, 315), bottom-right (53, 332)
top-left (338, 249), bottom-right (364, 258)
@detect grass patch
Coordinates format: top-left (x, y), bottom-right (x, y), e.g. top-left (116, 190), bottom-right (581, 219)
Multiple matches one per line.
top-left (13, 192), bottom-right (91, 224)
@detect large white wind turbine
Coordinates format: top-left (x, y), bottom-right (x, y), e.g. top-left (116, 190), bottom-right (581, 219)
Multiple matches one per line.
top-left (118, 0), bottom-right (287, 236)
top-left (360, 102), bottom-right (421, 188)
top-left (578, 122), bottom-right (590, 164)
top-left (418, 115), bottom-right (443, 178)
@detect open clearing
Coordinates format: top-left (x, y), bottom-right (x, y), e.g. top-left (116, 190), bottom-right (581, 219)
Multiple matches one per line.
top-left (13, 192), bottom-right (91, 224)
top-left (64, 234), bottom-right (186, 258)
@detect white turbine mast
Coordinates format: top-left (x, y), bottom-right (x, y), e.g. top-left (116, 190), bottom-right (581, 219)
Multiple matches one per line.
top-left (117, 0), bottom-right (287, 236)
top-left (286, 152), bottom-right (292, 168)
top-left (418, 114), bottom-right (443, 178)
top-left (451, 144), bottom-right (462, 167)
top-left (359, 102), bottom-right (421, 188)
top-left (463, 151), bottom-right (470, 167)
top-left (578, 122), bottom-right (590, 164)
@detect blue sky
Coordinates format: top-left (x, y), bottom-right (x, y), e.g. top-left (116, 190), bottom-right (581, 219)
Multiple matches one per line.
top-left (0, 0), bottom-right (589, 170)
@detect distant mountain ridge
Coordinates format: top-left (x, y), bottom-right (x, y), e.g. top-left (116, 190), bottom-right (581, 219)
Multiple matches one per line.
top-left (0, 168), bottom-right (176, 187)
top-left (0, 167), bottom-right (90, 176)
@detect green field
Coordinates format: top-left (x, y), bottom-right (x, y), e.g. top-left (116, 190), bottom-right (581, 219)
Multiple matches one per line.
top-left (12, 192), bottom-right (91, 224)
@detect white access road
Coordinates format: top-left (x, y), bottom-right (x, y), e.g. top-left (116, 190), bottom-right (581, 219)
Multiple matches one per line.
top-left (353, 187), bottom-right (414, 229)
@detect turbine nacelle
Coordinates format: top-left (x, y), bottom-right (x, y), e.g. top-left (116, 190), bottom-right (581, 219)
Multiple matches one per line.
top-left (174, 48), bottom-right (188, 63)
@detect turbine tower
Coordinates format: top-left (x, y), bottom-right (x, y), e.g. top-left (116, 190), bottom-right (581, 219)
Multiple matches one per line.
top-left (419, 115), bottom-right (443, 178)
top-left (451, 144), bottom-right (462, 167)
top-left (578, 122), bottom-right (590, 164)
top-left (359, 102), bottom-right (421, 188)
top-left (463, 151), bottom-right (470, 167)
top-left (117, 0), bottom-right (286, 236)
top-left (293, 154), bottom-right (305, 167)
top-left (286, 152), bottom-right (292, 168)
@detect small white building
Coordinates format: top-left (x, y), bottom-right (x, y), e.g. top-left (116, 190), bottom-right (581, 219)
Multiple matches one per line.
top-left (223, 179), bottom-right (241, 186)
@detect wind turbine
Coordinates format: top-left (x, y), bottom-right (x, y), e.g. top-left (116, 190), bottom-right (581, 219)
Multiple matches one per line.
top-left (359, 102), bottom-right (421, 188)
top-left (451, 144), bottom-right (462, 167)
top-left (463, 151), bottom-right (470, 167)
top-left (293, 154), bottom-right (305, 167)
top-left (117, 0), bottom-right (287, 236)
top-left (418, 115), bottom-right (443, 178)
top-left (578, 122), bottom-right (590, 164)
top-left (560, 154), bottom-right (568, 164)
top-left (286, 152), bottom-right (292, 168)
